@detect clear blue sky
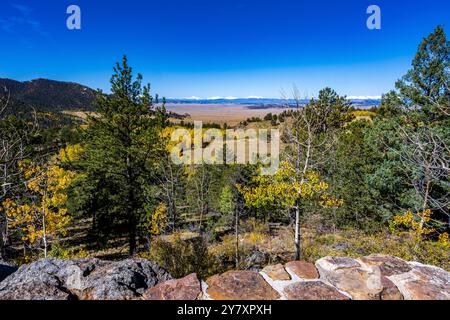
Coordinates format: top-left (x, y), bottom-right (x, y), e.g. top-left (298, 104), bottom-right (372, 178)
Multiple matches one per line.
top-left (0, 0), bottom-right (449, 98)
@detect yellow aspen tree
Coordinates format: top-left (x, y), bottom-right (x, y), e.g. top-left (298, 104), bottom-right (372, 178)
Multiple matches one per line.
top-left (148, 203), bottom-right (168, 236)
top-left (237, 161), bottom-right (342, 259)
top-left (2, 145), bottom-right (80, 258)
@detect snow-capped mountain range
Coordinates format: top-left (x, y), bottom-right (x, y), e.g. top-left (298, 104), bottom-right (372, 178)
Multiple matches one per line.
top-left (166, 96), bottom-right (381, 108)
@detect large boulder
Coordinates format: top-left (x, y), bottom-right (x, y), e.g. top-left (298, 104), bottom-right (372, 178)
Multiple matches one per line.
top-left (0, 259), bottom-right (78, 300)
top-left (315, 256), bottom-right (403, 300)
top-left (206, 270), bottom-right (280, 300)
top-left (142, 273), bottom-right (201, 300)
top-left (283, 281), bottom-right (350, 300)
top-left (388, 262), bottom-right (450, 300)
top-left (0, 261), bottom-right (17, 283)
top-left (0, 258), bottom-right (171, 300)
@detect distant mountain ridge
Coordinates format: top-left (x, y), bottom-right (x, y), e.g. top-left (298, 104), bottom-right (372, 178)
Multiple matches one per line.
top-left (0, 78), bottom-right (97, 111)
top-left (0, 78), bottom-right (381, 112)
top-left (166, 97), bottom-right (381, 108)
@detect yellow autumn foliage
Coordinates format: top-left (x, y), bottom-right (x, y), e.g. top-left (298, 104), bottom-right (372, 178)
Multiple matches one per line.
top-left (148, 203), bottom-right (168, 236)
top-left (1, 145), bottom-right (79, 253)
top-left (391, 209), bottom-right (436, 236)
top-left (237, 161), bottom-right (342, 211)
top-left (390, 209), bottom-right (449, 252)
top-left (58, 144), bottom-right (84, 163)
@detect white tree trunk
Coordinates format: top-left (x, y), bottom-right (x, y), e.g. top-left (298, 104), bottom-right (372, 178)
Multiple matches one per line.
top-left (294, 206), bottom-right (300, 260)
top-left (235, 207), bottom-right (239, 269)
top-left (0, 215), bottom-right (6, 259)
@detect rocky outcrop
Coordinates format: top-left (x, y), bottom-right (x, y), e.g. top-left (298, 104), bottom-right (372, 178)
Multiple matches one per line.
top-left (0, 258), bottom-right (171, 300)
top-left (0, 254), bottom-right (448, 300)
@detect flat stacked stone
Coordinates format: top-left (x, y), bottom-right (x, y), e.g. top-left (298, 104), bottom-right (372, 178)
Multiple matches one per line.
top-left (283, 281), bottom-right (349, 300)
top-left (388, 262), bottom-right (450, 300)
top-left (262, 264), bottom-right (291, 281)
top-left (143, 273), bottom-right (201, 300)
top-left (206, 270), bottom-right (280, 300)
top-left (285, 261), bottom-right (319, 279)
top-left (316, 256), bottom-right (403, 300)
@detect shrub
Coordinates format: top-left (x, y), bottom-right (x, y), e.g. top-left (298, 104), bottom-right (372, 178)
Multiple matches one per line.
top-left (351, 110), bottom-right (376, 118)
top-left (302, 229), bottom-right (449, 271)
top-left (141, 233), bottom-right (216, 278)
top-left (48, 242), bottom-right (88, 260)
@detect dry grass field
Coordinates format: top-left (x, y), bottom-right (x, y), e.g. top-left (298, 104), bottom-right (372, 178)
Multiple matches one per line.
top-left (165, 103), bottom-right (291, 125)
top-left (64, 103), bottom-right (291, 126)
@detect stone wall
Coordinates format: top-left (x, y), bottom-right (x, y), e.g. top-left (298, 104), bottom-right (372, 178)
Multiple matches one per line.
top-left (0, 254), bottom-right (449, 300)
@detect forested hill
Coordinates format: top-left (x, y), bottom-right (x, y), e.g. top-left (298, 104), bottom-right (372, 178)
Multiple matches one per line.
top-left (0, 78), bottom-right (97, 111)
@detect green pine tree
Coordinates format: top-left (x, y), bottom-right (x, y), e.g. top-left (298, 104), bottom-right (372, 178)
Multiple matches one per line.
top-left (396, 25), bottom-right (449, 122)
top-left (76, 56), bottom-right (167, 255)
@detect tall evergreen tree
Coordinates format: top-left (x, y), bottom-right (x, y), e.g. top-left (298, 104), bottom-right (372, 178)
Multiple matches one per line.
top-left (306, 87), bottom-right (354, 134)
top-left (368, 26), bottom-right (450, 225)
top-left (76, 56), bottom-right (167, 255)
top-left (396, 25), bottom-right (449, 122)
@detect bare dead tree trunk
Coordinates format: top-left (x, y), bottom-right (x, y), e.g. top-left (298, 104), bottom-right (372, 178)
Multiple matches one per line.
top-left (282, 85), bottom-right (338, 260)
top-left (1, 88), bottom-right (38, 259)
top-left (420, 174), bottom-right (431, 229)
top-left (294, 206), bottom-right (301, 260)
top-left (390, 126), bottom-right (449, 229)
top-left (0, 216), bottom-right (6, 259)
top-left (42, 200), bottom-right (48, 259)
top-left (235, 205), bottom-right (239, 269)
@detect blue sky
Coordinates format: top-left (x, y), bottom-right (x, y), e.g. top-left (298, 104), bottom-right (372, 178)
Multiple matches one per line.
top-left (0, 0), bottom-right (449, 98)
